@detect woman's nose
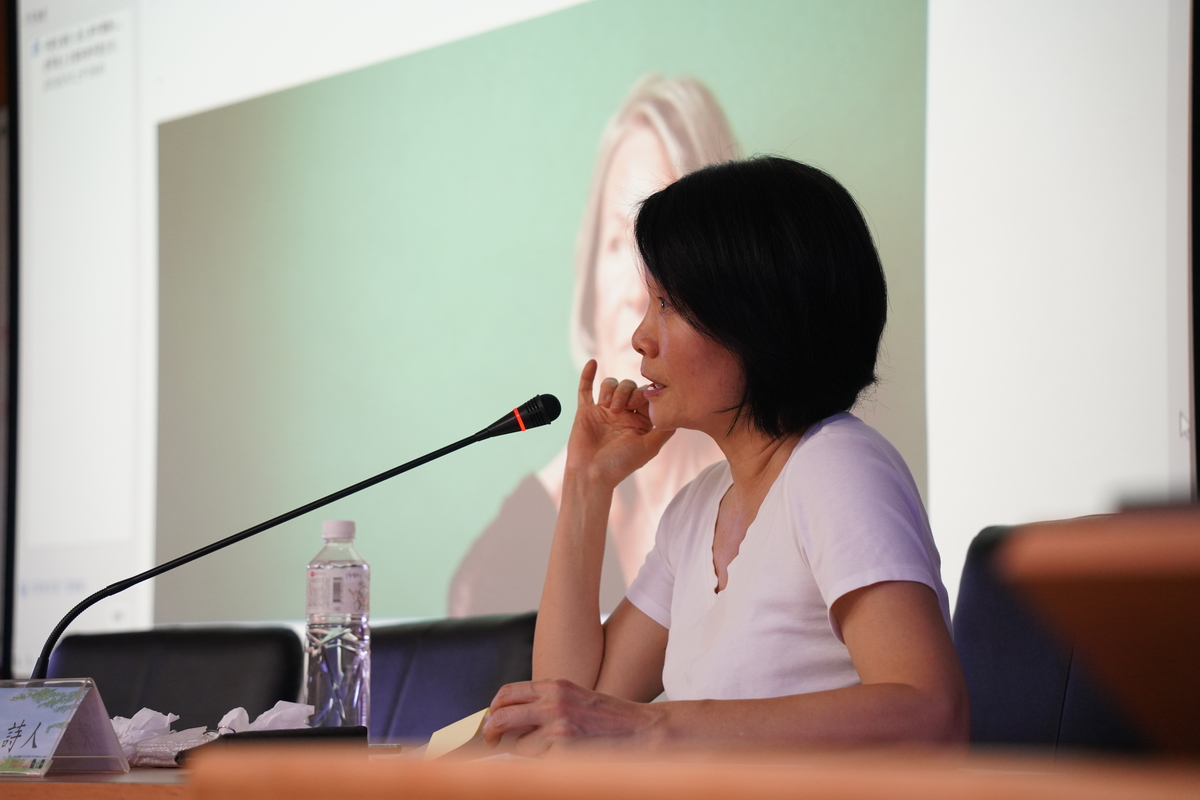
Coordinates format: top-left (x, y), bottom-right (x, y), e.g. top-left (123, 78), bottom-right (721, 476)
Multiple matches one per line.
top-left (631, 310), bottom-right (655, 357)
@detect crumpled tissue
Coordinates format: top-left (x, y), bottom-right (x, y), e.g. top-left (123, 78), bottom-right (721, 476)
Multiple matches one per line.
top-left (217, 701), bottom-right (314, 734)
top-left (110, 708), bottom-right (180, 761)
top-left (109, 701), bottom-right (314, 768)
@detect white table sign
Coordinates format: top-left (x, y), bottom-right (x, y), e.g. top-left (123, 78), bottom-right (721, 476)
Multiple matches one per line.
top-left (0, 679), bottom-right (128, 776)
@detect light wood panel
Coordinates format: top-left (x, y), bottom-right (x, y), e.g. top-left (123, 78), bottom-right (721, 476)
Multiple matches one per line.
top-left (185, 745), bottom-right (1200, 800)
top-left (1002, 509), bottom-right (1200, 755)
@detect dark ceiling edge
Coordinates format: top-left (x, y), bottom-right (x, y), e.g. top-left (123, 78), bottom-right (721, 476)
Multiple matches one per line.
top-left (3, 0), bottom-right (20, 680)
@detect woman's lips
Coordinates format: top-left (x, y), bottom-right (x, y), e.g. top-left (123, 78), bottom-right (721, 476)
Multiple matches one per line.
top-left (643, 381), bottom-right (666, 398)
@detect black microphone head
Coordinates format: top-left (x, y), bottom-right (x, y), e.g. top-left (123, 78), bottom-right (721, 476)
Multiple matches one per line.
top-left (481, 394), bottom-right (562, 439)
top-left (522, 394), bottom-right (561, 427)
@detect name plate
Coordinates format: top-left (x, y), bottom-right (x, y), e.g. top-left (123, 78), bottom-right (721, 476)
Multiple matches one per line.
top-left (0, 678), bottom-right (128, 776)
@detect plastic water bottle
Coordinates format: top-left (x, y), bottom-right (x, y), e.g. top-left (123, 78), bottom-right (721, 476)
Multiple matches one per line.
top-left (305, 519), bottom-right (370, 727)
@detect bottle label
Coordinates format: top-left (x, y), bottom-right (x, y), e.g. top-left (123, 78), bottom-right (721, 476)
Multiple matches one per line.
top-left (306, 565), bottom-right (369, 616)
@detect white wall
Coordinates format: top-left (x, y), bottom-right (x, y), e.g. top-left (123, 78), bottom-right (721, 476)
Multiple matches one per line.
top-left (926, 0), bottom-right (1193, 605)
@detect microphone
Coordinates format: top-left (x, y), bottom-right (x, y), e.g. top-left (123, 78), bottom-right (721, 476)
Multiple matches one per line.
top-left (481, 394), bottom-right (562, 438)
top-left (29, 394), bottom-right (561, 680)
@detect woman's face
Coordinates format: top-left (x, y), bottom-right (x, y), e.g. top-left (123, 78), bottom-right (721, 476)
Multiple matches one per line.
top-left (633, 275), bottom-right (744, 437)
top-left (592, 124), bottom-right (674, 383)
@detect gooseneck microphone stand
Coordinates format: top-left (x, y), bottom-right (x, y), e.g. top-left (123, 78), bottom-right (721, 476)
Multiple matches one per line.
top-left (29, 394), bottom-right (561, 680)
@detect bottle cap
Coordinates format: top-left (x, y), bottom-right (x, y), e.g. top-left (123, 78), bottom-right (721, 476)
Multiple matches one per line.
top-left (322, 520), bottom-right (356, 541)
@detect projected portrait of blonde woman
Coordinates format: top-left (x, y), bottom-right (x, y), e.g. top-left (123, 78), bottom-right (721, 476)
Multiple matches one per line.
top-left (449, 74), bottom-right (739, 616)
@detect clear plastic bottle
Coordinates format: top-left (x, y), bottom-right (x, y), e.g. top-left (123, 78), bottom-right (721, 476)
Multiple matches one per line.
top-left (305, 519), bottom-right (370, 727)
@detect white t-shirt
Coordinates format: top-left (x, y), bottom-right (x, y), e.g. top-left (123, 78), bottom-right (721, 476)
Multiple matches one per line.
top-left (625, 413), bottom-right (949, 701)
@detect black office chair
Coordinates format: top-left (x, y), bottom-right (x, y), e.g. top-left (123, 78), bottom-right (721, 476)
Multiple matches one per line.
top-left (47, 626), bottom-right (303, 731)
top-left (369, 612), bottom-right (536, 743)
top-left (953, 526), bottom-right (1146, 754)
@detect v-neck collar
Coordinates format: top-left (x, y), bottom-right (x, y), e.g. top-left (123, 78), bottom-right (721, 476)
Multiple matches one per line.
top-left (700, 417), bottom-right (837, 598)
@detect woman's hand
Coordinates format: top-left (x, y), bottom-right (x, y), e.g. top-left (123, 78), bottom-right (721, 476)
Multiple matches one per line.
top-left (567, 360), bottom-right (674, 491)
top-left (482, 679), bottom-right (665, 757)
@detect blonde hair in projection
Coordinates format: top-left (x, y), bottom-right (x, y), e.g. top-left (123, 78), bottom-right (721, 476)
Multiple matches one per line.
top-left (569, 74), bottom-right (741, 370)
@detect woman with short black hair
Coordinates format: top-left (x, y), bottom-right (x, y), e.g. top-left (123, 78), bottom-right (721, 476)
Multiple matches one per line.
top-left (483, 156), bottom-right (968, 752)
top-left (635, 157), bottom-right (888, 437)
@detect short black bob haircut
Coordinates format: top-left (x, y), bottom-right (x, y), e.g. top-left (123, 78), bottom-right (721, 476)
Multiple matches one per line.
top-left (635, 156), bottom-right (887, 439)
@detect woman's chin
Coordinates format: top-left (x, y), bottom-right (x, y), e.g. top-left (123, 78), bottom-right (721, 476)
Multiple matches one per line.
top-left (647, 406), bottom-right (681, 433)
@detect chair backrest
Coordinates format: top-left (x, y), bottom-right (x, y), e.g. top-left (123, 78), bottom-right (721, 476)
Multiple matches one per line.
top-left (369, 612), bottom-right (536, 743)
top-left (47, 626), bottom-right (303, 731)
top-left (953, 526), bottom-right (1146, 754)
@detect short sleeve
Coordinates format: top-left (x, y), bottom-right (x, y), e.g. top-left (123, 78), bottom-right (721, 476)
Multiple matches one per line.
top-left (625, 461), bottom-right (727, 630)
top-left (787, 424), bottom-right (945, 641)
top-left (625, 506), bottom-right (679, 629)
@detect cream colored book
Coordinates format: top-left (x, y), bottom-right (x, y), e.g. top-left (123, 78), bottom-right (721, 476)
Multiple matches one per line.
top-left (423, 708), bottom-right (490, 760)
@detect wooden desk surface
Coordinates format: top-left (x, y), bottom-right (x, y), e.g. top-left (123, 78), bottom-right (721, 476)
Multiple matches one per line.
top-left (184, 744), bottom-right (1200, 800)
top-left (0, 767), bottom-right (188, 800)
top-left (3, 744), bottom-right (1200, 799)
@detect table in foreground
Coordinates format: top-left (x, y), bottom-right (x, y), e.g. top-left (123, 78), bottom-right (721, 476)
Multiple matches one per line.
top-left (1001, 508), bottom-right (1200, 755)
top-left (182, 744), bottom-right (1200, 800)
top-left (0, 767), bottom-right (188, 800)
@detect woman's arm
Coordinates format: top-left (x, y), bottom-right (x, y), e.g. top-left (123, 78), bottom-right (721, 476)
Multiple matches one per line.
top-left (531, 464), bottom-right (613, 688)
top-left (646, 581), bottom-right (968, 746)
top-left (532, 361), bottom-right (673, 691)
top-left (488, 580), bottom-right (968, 754)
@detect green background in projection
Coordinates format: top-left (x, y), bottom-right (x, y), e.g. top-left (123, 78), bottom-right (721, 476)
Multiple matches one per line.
top-left (156, 0), bottom-right (927, 622)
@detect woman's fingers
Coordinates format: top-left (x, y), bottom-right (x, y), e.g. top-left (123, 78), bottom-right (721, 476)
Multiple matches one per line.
top-left (489, 680), bottom-right (541, 710)
top-left (612, 379), bottom-right (641, 410)
top-left (597, 378), bottom-right (641, 411)
top-left (567, 361), bottom-right (669, 485)
top-left (596, 377), bottom-right (619, 408)
top-left (483, 701), bottom-right (543, 745)
top-left (482, 681), bottom-right (550, 747)
top-left (483, 679), bottom-right (582, 750)
top-left (629, 384), bottom-right (653, 410)
top-left (482, 679), bottom-right (661, 756)
top-left (577, 360), bottom-right (598, 406)
top-left (579, 359), bottom-right (648, 414)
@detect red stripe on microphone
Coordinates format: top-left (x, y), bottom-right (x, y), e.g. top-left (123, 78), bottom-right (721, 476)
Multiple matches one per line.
top-left (513, 408), bottom-right (526, 431)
